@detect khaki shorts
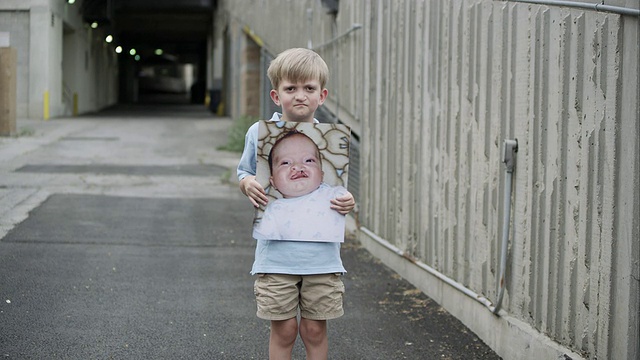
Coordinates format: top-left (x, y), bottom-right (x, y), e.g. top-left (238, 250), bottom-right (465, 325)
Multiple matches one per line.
top-left (253, 273), bottom-right (345, 321)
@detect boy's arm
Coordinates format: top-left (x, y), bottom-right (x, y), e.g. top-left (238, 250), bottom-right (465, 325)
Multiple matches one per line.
top-left (330, 191), bottom-right (355, 215)
top-left (237, 121), bottom-right (268, 208)
top-left (239, 175), bottom-right (268, 208)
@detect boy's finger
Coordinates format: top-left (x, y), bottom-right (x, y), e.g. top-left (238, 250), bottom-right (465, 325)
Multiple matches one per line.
top-left (333, 208), bottom-right (349, 215)
top-left (254, 192), bottom-right (268, 206)
top-left (331, 198), bottom-right (353, 206)
top-left (330, 203), bottom-right (347, 211)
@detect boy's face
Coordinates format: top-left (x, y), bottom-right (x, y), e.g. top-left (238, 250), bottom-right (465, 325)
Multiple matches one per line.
top-left (270, 78), bottom-right (328, 123)
top-left (269, 134), bottom-right (323, 198)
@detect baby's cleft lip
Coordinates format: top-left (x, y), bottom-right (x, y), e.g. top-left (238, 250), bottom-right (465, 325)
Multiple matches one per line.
top-left (290, 172), bottom-right (308, 180)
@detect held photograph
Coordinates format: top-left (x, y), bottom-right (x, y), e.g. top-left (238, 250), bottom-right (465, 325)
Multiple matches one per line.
top-left (252, 121), bottom-right (350, 242)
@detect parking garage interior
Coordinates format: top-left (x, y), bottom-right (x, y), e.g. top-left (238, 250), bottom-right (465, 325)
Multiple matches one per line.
top-left (81, 0), bottom-right (215, 107)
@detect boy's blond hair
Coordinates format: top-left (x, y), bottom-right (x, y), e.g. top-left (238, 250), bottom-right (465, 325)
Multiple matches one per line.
top-left (267, 48), bottom-right (329, 90)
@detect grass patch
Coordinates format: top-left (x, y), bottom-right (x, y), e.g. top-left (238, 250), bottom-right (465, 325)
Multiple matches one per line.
top-left (218, 115), bottom-right (258, 153)
top-left (220, 169), bottom-right (232, 184)
top-left (16, 126), bottom-right (35, 137)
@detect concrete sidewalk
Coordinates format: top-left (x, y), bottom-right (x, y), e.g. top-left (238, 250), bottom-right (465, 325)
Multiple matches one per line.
top-left (0, 105), bottom-right (500, 359)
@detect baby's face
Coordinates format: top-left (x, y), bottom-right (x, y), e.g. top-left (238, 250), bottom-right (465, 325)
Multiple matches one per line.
top-left (270, 134), bottom-right (323, 198)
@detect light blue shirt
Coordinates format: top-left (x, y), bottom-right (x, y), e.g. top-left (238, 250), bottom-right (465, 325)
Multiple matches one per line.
top-left (237, 112), bottom-right (346, 275)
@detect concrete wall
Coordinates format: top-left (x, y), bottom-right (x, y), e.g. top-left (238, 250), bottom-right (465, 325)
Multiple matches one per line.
top-left (0, 11), bottom-right (29, 117)
top-left (0, 0), bottom-right (118, 120)
top-left (218, 1), bottom-right (639, 359)
top-left (213, 12), bottom-right (263, 119)
top-left (0, 47), bottom-right (17, 136)
top-left (241, 41), bottom-right (261, 118)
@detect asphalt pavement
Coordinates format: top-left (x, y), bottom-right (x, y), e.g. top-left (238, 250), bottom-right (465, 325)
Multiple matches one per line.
top-left (0, 104), bottom-right (500, 359)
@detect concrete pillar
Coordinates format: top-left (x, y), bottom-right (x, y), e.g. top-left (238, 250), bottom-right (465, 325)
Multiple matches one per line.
top-left (240, 39), bottom-right (261, 118)
top-left (0, 47), bottom-right (17, 136)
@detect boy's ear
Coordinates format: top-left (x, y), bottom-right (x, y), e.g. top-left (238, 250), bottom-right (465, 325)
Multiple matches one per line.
top-left (269, 177), bottom-right (277, 190)
top-left (318, 88), bottom-right (328, 105)
top-left (270, 89), bottom-right (281, 106)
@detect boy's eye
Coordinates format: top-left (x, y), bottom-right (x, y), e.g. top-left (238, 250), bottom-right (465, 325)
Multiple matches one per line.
top-left (280, 160), bottom-right (290, 166)
top-left (305, 158), bottom-right (316, 163)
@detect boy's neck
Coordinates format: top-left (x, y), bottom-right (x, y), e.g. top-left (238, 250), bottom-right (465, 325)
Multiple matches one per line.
top-left (280, 114), bottom-right (315, 123)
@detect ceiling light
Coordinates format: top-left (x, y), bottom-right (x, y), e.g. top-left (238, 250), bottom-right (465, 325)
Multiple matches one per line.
top-left (155, 49), bottom-right (163, 56)
top-left (129, 49), bottom-right (136, 56)
top-left (105, 35), bottom-right (113, 43)
top-left (91, 22), bottom-right (98, 29)
top-left (115, 46), bottom-right (122, 54)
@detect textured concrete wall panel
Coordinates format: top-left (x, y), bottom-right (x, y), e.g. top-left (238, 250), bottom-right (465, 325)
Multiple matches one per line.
top-left (220, 1), bottom-right (639, 359)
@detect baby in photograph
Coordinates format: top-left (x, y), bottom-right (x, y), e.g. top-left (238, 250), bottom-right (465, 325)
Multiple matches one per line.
top-left (253, 130), bottom-right (348, 242)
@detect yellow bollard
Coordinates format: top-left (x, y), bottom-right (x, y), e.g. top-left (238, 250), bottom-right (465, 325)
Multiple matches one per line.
top-left (43, 91), bottom-right (50, 120)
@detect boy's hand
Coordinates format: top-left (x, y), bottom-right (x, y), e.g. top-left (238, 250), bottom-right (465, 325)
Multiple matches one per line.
top-left (240, 175), bottom-right (268, 208)
top-left (331, 191), bottom-right (355, 215)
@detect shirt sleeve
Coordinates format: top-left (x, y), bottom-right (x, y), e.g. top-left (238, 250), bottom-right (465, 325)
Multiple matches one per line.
top-left (237, 121), bottom-right (259, 181)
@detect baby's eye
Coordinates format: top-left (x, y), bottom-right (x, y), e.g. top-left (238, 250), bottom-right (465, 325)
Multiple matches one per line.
top-left (305, 158), bottom-right (316, 163)
top-left (280, 160), bottom-right (291, 166)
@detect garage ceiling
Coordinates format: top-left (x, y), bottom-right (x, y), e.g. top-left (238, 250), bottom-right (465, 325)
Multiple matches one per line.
top-left (82, 0), bottom-right (214, 61)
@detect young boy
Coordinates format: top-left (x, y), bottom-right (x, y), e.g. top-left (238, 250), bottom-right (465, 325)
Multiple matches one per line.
top-left (253, 130), bottom-right (348, 242)
top-left (237, 48), bottom-right (355, 359)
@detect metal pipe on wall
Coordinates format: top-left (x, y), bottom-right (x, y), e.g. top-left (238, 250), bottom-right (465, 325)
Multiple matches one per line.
top-left (360, 139), bottom-right (519, 316)
top-left (359, 227), bottom-right (500, 313)
top-left (508, 0), bottom-right (640, 16)
top-left (493, 139), bottom-right (519, 315)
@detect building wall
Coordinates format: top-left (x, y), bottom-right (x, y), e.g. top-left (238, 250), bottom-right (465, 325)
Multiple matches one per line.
top-left (218, 1), bottom-right (638, 359)
top-left (0, 10), bottom-right (29, 117)
top-left (0, 0), bottom-right (118, 120)
top-left (240, 39), bottom-right (261, 118)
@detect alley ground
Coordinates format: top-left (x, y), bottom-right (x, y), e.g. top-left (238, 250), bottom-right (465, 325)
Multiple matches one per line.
top-left (0, 104), bottom-right (500, 359)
